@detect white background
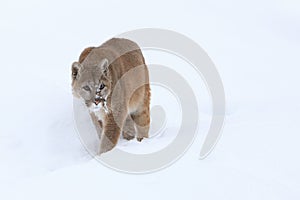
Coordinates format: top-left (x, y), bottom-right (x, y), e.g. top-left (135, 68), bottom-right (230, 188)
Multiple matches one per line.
top-left (1, 0), bottom-right (300, 199)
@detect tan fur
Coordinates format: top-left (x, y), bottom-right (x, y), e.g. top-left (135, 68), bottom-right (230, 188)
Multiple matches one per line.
top-left (72, 38), bottom-right (150, 154)
top-left (79, 47), bottom-right (95, 63)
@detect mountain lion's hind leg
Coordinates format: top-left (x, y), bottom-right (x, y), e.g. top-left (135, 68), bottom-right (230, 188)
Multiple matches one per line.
top-left (122, 115), bottom-right (136, 140)
top-left (132, 107), bottom-right (150, 142)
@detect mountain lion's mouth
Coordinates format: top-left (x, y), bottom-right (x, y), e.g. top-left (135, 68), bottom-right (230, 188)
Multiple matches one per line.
top-left (94, 97), bottom-right (106, 106)
top-left (91, 98), bottom-right (110, 114)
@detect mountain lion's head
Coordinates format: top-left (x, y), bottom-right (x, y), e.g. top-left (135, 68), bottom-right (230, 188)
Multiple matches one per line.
top-left (71, 57), bottom-right (112, 110)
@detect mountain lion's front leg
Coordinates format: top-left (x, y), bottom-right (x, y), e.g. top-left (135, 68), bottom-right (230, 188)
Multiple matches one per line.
top-left (99, 110), bottom-right (126, 154)
top-left (89, 112), bottom-right (103, 139)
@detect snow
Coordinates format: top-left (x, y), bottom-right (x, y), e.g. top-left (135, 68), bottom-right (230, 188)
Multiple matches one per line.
top-left (1, 0), bottom-right (300, 199)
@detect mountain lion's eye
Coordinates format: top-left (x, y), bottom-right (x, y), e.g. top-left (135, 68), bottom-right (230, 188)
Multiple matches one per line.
top-left (82, 85), bottom-right (91, 91)
top-left (99, 83), bottom-right (105, 90)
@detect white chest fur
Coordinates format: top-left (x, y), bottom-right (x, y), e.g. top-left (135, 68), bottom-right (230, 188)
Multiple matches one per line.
top-left (89, 102), bottom-right (109, 121)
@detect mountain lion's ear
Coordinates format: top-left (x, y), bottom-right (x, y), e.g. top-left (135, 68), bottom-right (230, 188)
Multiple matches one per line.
top-left (72, 62), bottom-right (82, 80)
top-left (98, 58), bottom-right (109, 75)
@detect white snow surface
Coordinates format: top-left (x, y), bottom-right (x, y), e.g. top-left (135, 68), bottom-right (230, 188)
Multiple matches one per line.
top-left (1, 0), bottom-right (300, 199)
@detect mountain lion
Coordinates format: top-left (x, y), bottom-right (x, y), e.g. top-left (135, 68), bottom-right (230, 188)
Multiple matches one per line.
top-left (71, 38), bottom-right (150, 154)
